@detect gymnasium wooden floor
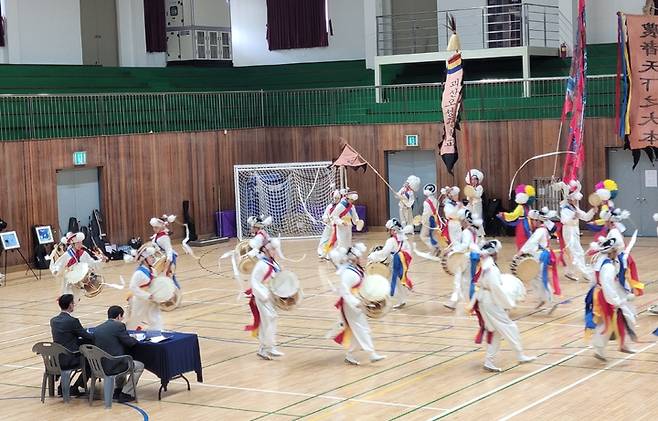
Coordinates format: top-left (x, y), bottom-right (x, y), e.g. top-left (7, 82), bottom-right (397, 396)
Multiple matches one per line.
top-left (1, 232), bottom-right (657, 421)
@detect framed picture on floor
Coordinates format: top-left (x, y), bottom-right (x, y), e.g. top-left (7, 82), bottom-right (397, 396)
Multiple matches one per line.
top-left (0, 231), bottom-right (21, 251)
top-left (35, 226), bottom-right (54, 245)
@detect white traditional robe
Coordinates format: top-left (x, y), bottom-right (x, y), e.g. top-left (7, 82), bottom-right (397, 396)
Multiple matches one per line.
top-left (559, 202), bottom-right (595, 280)
top-left (51, 247), bottom-right (101, 301)
top-left (466, 184), bottom-right (485, 236)
top-left (444, 198), bottom-right (462, 245)
top-left (474, 257), bottom-right (526, 367)
top-left (126, 264), bottom-right (163, 331)
top-left (334, 264), bottom-right (375, 354)
top-left (330, 199), bottom-right (361, 250)
top-left (448, 227), bottom-right (479, 305)
top-left (420, 196), bottom-right (441, 251)
top-left (318, 201), bottom-right (339, 257)
top-left (590, 256), bottom-right (637, 355)
top-left (368, 232), bottom-right (412, 305)
top-left (248, 257), bottom-right (279, 352)
top-left (520, 225), bottom-right (554, 304)
top-left (398, 186), bottom-right (415, 227)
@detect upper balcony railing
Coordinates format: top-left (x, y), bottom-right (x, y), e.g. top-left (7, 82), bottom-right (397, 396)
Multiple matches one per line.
top-left (377, 2), bottom-right (561, 56)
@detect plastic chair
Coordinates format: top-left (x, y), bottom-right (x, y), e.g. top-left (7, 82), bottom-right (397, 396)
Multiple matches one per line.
top-left (32, 342), bottom-right (81, 403)
top-left (79, 344), bottom-right (137, 408)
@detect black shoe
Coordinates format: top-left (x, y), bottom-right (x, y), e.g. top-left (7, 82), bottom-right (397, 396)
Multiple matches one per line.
top-left (118, 392), bottom-right (135, 403)
top-left (113, 389), bottom-right (122, 400)
top-left (69, 387), bottom-right (86, 397)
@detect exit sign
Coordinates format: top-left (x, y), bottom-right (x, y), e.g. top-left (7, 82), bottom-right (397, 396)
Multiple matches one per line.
top-left (405, 134), bottom-right (419, 147)
top-left (73, 151), bottom-right (87, 166)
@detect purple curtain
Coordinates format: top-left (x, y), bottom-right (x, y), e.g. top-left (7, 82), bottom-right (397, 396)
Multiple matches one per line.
top-left (266, 0), bottom-right (329, 50)
top-left (0, 4), bottom-right (5, 48)
top-left (144, 0), bottom-right (166, 53)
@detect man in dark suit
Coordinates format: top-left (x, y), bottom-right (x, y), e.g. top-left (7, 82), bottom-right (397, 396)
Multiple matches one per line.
top-left (93, 305), bottom-right (144, 403)
top-left (50, 294), bottom-right (93, 395)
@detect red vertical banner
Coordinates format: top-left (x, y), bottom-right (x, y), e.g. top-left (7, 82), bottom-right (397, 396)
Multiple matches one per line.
top-left (562, 0), bottom-right (587, 183)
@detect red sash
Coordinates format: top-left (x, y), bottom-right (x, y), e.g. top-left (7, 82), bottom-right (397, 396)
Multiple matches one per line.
top-left (339, 203), bottom-right (353, 218)
top-left (66, 248), bottom-right (85, 268)
top-left (244, 262), bottom-right (275, 333)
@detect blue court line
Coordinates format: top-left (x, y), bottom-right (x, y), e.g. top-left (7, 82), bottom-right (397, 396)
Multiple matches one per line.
top-left (121, 402), bottom-right (149, 420)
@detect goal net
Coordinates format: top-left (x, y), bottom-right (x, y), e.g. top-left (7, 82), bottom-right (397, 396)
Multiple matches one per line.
top-left (234, 162), bottom-right (341, 239)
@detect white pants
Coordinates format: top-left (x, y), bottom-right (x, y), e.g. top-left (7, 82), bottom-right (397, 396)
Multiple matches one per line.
top-left (419, 223), bottom-right (440, 252)
top-left (468, 200), bottom-right (485, 237)
top-left (531, 274), bottom-right (553, 305)
top-left (115, 360), bottom-right (144, 397)
top-left (255, 297), bottom-right (278, 351)
top-left (60, 279), bottom-right (82, 302)
top-left (479, 293), bottom-right (525, 366)
top-left (343, 302), bottom-right (374, 354)
top-left (449, 266), bottom-right (471, 305)
top-left (393, 282), bottom-right (408, 306)
top-left (399, 205), bottom-right (413, 227)
top-left (317, 225), bottom-right (333, 257)
top-left (335, 224), bottom-right (353, 250)
top-left (127, 297), bottom-right (163, 331)
top-left (562, 225), bottom-right (591, 280)
top-left (447, 220), bottom-right (461, 245)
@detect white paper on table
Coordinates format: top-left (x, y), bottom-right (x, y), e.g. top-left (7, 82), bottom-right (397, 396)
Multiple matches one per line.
top-left (148, 335), bottom-right (170, 343)
top-left (645, 170), bottom-right (657, 188)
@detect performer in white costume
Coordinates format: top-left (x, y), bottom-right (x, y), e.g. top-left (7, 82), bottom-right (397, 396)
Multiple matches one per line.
top-left (519, 208), bottom-right (561, 312)
top-left (368, 219), bottom-right (414, 309)
top-left (464, 169), bottom-right (485, 237)
top-left (584, 235), bottom-right (638, 361)
top-left (150, 215), bottom-right (180, 288)
top-left (445, 210), bottom-right (482, 310)
top-left (126, 246), bottom-right (163, 331)
top-left (329, 190), bottom-right (362, 250)
top-left (329, 244), bottom-right (385, 365)
top-left (397, 175), bottom-right (420, 227)
top-left (442, 186), bottom-right (463, 245)
top-left (471, 240), bottom-right (536, 372)
top-left (51, 232), bottom-right (103, 302)
top-left (318, 188), bottom-right (342, 258)
top-left (419, 183), bottom-right (445, 253)
top-left (244, 215), bottom-right (286, 360)
top-left (557, 180), bottom-right (596, 282)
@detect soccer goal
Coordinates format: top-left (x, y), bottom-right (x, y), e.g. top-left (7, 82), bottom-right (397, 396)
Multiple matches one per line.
top-left (234, 161), bottom-right (342, 239)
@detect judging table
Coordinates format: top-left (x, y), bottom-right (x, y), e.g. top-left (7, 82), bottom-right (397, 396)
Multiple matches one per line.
top-left (129, 331), bottom-right (203, 399)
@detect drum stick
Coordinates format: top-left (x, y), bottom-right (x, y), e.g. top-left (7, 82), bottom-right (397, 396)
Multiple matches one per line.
top-left (102, 276), bottom-right (126, 290)
top-left (412, 242), bottom-right (442, 262)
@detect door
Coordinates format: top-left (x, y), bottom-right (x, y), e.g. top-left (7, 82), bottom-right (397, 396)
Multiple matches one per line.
top-left (607, 148), bottom-right (658, 236)
top-left (386, 150), bottom-right (437, 221)
top-left (56, 168), bottom-right (101, 236)
top-left (80, 0), bottom-right (119, 66)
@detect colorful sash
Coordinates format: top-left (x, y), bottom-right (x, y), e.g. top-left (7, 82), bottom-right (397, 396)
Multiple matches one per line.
top-left (497, 205), bottom-right (531, 250)
top-left (584, 261), bottom-right (632, 347)
top-left (65, 248), bottom-right (85, 268)
top-left (334, 265), bottom-right (364, 348)
top-left (390, 236), bottom-right (413, 296)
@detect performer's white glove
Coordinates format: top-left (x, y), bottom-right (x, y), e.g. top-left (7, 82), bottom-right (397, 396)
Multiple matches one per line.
top-left (626, 293), bottom-right (635, 302)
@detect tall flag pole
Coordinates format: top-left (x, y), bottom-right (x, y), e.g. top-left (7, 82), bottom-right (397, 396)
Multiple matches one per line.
top-left (562, 0), bottom-right (588, 183)
top-left (439, 14), bottom-right (463, 175)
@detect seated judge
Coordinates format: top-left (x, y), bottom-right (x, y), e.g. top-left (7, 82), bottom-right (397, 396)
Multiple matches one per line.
top-left (49, 293), bottom-right (93, 395)
top-left (93, 305), bottom-right (144, 403)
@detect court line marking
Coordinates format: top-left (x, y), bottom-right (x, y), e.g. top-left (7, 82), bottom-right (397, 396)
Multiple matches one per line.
top-left (166, 379), bottom-right (449, 412)
top-left (498, 342), bottom-right (657, 421)
top-left (0, 362), bottom-right (445, 412)
top-left (426, 348), bottom-right (590, 420)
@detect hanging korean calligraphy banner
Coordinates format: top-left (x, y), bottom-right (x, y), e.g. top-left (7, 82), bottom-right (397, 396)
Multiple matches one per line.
top-left (618, 13), bottom-right (658, 166)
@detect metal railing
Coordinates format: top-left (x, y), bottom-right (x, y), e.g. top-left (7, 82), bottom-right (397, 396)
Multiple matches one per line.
top-left (377, 2), bottom-right (561, 56)
top-left (0, 75), bottom-right (615, 141)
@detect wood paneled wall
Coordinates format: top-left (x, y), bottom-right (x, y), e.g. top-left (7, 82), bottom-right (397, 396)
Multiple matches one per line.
top-left (0, 118), bottom-right (620, 266)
